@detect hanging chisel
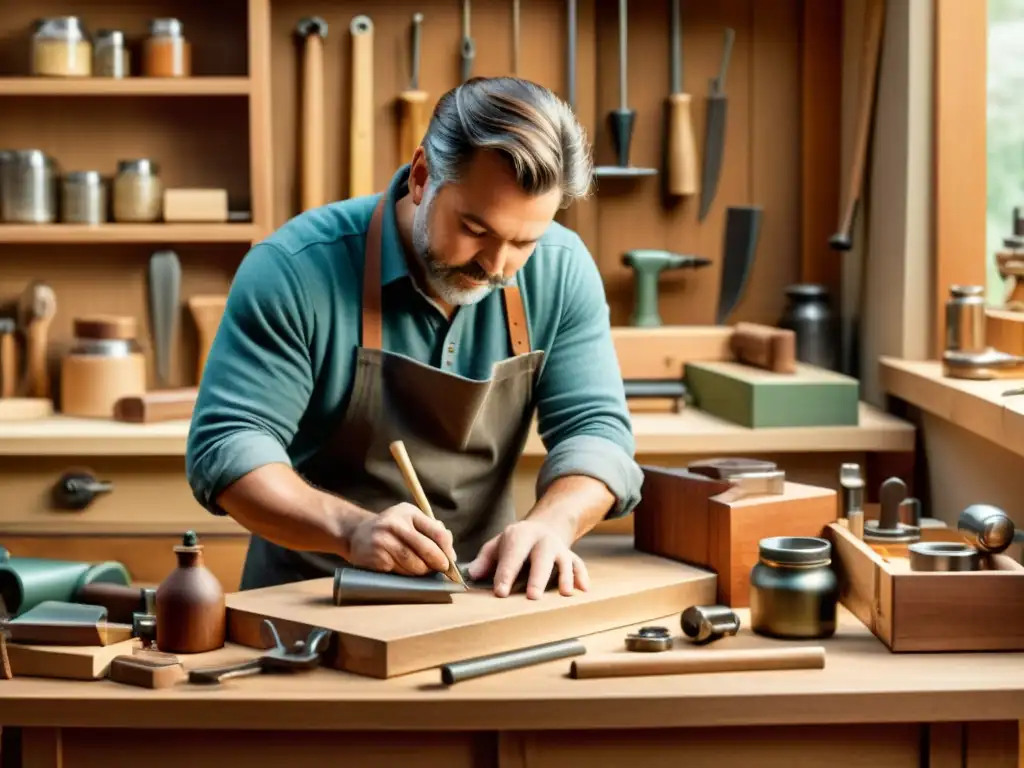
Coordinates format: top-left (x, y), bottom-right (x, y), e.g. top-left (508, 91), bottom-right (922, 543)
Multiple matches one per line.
top-left (566, 0), bottom-right (577, 109)
top-left (512, 0), bottom-right (521, 75)
top-left (397, 13), bottom-right (429, 162)
top-left (460, 0), bottom-right (475, 82)
top-left (698, 27), bottom-right (735, 222)
top-left (666, 0), bottom-right (697, 197)
top-left (349, 15), bottom-right (374, 198)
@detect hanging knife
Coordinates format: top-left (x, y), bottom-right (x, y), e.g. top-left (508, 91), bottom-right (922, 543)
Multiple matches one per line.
top-left (698, 27), bottom-right (735, 222)
top-left (460, 0), bottom-right (475, 82)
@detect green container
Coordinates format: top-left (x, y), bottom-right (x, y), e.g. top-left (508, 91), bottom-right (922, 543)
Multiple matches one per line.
top-left (685, 360), bottom-right (859, 428)
top-left (0, 558), bottom-right (131, 617)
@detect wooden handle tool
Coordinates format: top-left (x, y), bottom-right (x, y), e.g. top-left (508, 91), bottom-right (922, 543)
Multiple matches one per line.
top-left (349, 15), bottom-right (375, 198)
top-left (388, 439), bottom-right (466, 586)
top-left (17, 281), bottom-right (57, 400)
top-left (570, 646), bottom-right (826, 679)
top-left (666, 0), bottom-right (697, 196)
top-left (187, 295), bottom-right (227, 383)
top-left (830, 0), bottom-right (885, 251)
top-left (730, 322), bottom-right (797, 373)
top-left (296, 17), bottom-right (328, 211)
top-left (113, 388), bottom-right (198, 423)
top-left (0, 318), bottom-right (17, 398)
top-left (397, 13), bottom-right (429, 163)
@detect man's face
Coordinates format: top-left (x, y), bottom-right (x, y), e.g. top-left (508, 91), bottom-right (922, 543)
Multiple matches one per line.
top-left (408, 150), bottom-right (562, 306)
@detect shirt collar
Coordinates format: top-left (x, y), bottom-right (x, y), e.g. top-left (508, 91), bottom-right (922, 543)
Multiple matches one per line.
top-left (379, 164), bottom-right (414, 287)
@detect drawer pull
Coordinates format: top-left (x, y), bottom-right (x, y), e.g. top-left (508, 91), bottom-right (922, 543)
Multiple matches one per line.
top-left (52, 470), bottom-right (114, 510)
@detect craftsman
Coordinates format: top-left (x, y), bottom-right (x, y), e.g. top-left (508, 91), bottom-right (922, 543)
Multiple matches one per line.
top-left (186, 77), bottom-right (643, 600)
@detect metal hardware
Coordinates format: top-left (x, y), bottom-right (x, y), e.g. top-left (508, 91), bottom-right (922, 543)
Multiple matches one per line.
top-left (908, 542), bottom-right (982, 572)
top-left (624, 625), bottom-right (673, 652)
top-left (51, 469), bottom-right (113, 510)
top-left (681, 605), bottom-right (740, 645)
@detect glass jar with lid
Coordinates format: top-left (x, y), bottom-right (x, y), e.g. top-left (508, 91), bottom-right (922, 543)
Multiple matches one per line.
top-left (113, 160), bottom-right (163, 223)
top-left (32, 16), bottom-right (92, 77)
top-left (0, 150), bottom-right (58, 224)
top-left (143, 18), bottom-right (191, 77)
top-left (93, 29), bottom-right (129, 78)
top-left (62, 171), bottom-right (108, 225)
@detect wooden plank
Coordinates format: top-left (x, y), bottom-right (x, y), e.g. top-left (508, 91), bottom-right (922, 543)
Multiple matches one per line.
top-left (933, 0), bottom-right (988, 359)
top-left (7, 638), bottom-right (139, 681)
top-left (247, 0), bottom-right (275, 239)
top-left (225, 536), bottom-right (716, 678)
top-left (611, 326), bottom-right (733, 379)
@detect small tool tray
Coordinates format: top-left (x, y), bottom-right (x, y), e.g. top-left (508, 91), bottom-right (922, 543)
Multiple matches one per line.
top-left (827, 521), bottom-right (1024, 652)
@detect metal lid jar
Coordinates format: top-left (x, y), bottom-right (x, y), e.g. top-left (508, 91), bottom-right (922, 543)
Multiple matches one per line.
top-left (32, 17), bottom-right (92, 77)
top-left (143, 18), bottom-right (191, 77)
top-left (61, 170), bottom-right (108, 225)
top-left (749, 536), bottom-right (838, 640)
top-left (93, 29), bottom-right (129, 78)
top-left (112, 159), bottom-right (162, 223)
top-left (0, 150), bottom-right (58, 224)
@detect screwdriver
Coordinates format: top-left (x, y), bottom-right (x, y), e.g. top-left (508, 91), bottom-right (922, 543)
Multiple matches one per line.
top-left (397, 13), bottom-right (429, 163)
top-left (666, 0), bottom-right (697, 196)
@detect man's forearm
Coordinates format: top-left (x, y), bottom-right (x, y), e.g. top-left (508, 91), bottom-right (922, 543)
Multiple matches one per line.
top-left (215, 463), bottom-right (374, 556)
top-left (525, 474), bottom-right (615, 544)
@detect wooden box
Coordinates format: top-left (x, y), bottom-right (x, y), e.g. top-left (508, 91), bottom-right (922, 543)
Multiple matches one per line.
top-left (986, 308), bottom-right (1024, 355)
top-left (634, 466), bottom-right (838, 607)
top-left (684, 360), bottom-right (859, 428)
top-left (826, 521), bottom-right (1024, 652)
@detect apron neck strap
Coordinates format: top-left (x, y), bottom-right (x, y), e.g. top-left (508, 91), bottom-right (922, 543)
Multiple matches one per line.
top-left (361, 195), bottom-right (532, 356)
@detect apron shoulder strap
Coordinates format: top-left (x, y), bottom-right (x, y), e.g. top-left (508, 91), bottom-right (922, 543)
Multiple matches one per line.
top-left (362, 194), bottom-right (532, 356)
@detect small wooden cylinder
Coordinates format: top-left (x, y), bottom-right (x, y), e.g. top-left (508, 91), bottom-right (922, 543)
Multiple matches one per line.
top-left (61, 353), bottom-right (147, 418)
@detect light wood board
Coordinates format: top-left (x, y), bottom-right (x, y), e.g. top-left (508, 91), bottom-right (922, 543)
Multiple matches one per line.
top-left (226, 536), bottom-right (716, 678)
top-left (7, 638), bottom-right (139, 680)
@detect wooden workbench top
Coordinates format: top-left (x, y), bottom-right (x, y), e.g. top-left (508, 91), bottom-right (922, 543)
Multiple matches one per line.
top-left (0, 608), bottom-right (1019, 732)
top-left (0, 402), bottom-right (913, 457)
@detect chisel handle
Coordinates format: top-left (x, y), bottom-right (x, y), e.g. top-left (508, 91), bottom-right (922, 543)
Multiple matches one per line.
top-left (397, 90), bottom-right (430, 163)
top-left (666, 93), bottom-right (698, 197)
top-left (300, 31), bottom-right (326, 210)
top-left (349, 16), bottom-right (375, 199)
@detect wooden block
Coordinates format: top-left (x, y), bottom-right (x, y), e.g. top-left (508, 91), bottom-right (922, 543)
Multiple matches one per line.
top-left (634, 467), bottom-right (838, 607)
top-left (612, 326), bottom-right (733, 380)
top-left (986, 308), bottom-right (1024, 355)
top-left (108, 654), bottom-right (186, 689)
top-left (685, 360), bottom-right (859, 428)
top-left (224, 536), bottom-right (716, 679)
top-left (730, 323), bottom-right (797, 373)
top-left (162, 188), bottom-right (229, 222)
top-left (6, 638), bottom-right (139, 680)
top-left (0, 398), bottom-right (53, 421)
top-left (627, 397), bottom-right (685, 413)
top-left (827, 522), bottom-right (1024, 651)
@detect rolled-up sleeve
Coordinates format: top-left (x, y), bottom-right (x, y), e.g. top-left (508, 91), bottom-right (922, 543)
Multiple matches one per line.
top-left (533, 237), bottom-right (643, 518)
top-left (185, 243), bottom-right (315, 515)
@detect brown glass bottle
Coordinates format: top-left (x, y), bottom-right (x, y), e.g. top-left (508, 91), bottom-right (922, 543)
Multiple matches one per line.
top-left (155, 530), bottom-right (226, 653)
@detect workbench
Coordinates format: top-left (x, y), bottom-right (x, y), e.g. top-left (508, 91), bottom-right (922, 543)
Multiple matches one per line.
top-left (0, 607), bottom-right (1019, 767)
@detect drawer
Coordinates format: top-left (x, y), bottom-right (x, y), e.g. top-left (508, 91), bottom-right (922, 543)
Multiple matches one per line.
top-left (0, 534), bottom-right (250, 592)
top-left (0, 456), bottom-right (242, 535)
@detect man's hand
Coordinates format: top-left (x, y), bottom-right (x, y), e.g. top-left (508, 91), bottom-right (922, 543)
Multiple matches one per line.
top-left (345, 503), bottom-right (457, 576)
top-left (466, 519), bottom-right (590, 600)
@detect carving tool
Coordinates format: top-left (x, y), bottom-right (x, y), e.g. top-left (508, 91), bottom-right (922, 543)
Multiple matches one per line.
top-left (624, 625), bottom-right (672, 652)
top-left (295, 17), bottom-right (328, 211)
top-left (908, 542), bottom-right (981, 573)
top-left (681, 605), bottom-right (740, 645)
top-left (729, 323), bottom-right (797, 373)
top-left (838, 463), bottom-right (865, 540)
top-left (388, 440), bottom-right (467, 586)
top-left (186, 294), bottom-right (227, 383)
top-left (957, 504), bottom-right (1016, 555)
top-left (16, 281), bottom-right (57, 399)
top-left (566, 0), bottom-right (577, 109)
top-left (333, 567), bottom-right (465, 605)
top-left (666, 0), bottom-right (697, 197)
top-left (460, 0), bottom-right (475, 82)
top-left (349, 15), bottom-right (374, 198)
top-left (714, 205), bottom-right (762, 324)
top-left (830, 0), bottom-right (885, 251)
top-left (698, 27), bottom-right (735, 221)
top-left (0, 318), bottom-right (16, 398)
top-left (621, 249), bottom-right (711, 327)
top-left (570, 645), bottom-right (826, 679)
top-left (441, 637), bottom-right (585, 684)
top-left (147, 250), bottom-right (181, 388)
top-left (397, 14), bottom-right (429, 163)
top-left (189, 619), bottom-right (330, 684)
top-left (511, 0), bottom-right (521, 75)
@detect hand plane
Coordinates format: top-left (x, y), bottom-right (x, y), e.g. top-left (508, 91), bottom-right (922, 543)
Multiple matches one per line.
top-left (188, 620), bottom-right (330, 684)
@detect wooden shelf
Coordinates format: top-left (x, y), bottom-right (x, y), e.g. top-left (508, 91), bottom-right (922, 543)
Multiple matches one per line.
top-left (0, 223), bottom-right (260, 244)
top-left (0, 77), bottom-right (251, 97)
top-left (0, 402), bottom-right (914, 458)
top-left (881, 357), bottom-right (1024, 459)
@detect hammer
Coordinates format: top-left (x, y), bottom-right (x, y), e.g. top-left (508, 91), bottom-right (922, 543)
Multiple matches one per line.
top-left (621, 250), bottom-right (711, 327)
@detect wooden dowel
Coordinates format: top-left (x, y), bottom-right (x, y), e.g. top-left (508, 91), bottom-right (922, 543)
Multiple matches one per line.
top-left (570, 646), bottom-right (826, 679)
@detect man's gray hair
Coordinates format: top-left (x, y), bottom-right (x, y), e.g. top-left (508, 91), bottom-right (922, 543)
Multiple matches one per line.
top-left (421, 77), bottom-right (593, 208)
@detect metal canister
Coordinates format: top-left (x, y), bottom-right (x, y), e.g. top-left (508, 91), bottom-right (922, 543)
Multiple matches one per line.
top-left (749, 536), bottom-right (838, 640)
top-left (61, 171), bottom-right (107, 224)
top-left (777, 284), bottom-right (838, 371)
top-left (956, 504), bottom-right (1015, 554)
top-left (944, 285), bottom-right (986, 353)
top-left (0, 150), bottom-right (57, 223)
top-left (93, 29), bottom-right (129, 78)
top-left (0, 150), bottom-right (12, 220)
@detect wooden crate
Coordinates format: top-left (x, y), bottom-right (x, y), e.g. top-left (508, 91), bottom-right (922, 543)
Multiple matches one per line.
top-left (826, 521), bottom-right (1024, 652)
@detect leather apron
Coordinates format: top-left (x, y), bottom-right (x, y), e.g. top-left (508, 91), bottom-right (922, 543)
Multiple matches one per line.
top-left (239, 197), bottom-right (546, 590)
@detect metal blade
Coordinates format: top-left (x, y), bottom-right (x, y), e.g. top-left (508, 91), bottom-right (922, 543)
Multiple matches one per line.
top-left (715, 205), bottom-right (763, 324)
top-left (698, 94), bottom-right (727, 221)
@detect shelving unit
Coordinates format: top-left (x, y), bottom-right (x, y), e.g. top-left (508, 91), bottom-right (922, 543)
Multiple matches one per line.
top-left (0, 76), bottom-right (251, 96)
top-left (0, 223), bottom-right (260, 244)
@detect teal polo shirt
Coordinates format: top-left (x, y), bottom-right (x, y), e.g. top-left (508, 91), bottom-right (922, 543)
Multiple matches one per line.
top-left (186, 165), bottom-right (644, 519)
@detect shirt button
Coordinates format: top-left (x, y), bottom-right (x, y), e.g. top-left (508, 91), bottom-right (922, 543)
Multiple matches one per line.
top-left (447, 344), bottom-right (455, 353)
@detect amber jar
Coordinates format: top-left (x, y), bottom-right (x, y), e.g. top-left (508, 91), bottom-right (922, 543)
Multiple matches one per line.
top-left (143, 18), bottom-right (191, 77)
top-left (112, 159), bottom-right (162, 222)
top-left (155, 531), bottom-right (226, 654)
top-left (31, 17), bottom-right (92, 77)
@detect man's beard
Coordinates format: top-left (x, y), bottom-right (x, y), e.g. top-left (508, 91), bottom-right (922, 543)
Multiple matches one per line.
top-left (411, 185), bottom-right (512, 306)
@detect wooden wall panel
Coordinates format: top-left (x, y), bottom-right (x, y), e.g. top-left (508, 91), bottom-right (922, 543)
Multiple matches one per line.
top-left (267, 0), bottom-right (807, 327)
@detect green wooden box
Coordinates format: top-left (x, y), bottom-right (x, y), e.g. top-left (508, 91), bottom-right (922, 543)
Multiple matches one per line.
top-left (684, 361), bottom-right (859, 428)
